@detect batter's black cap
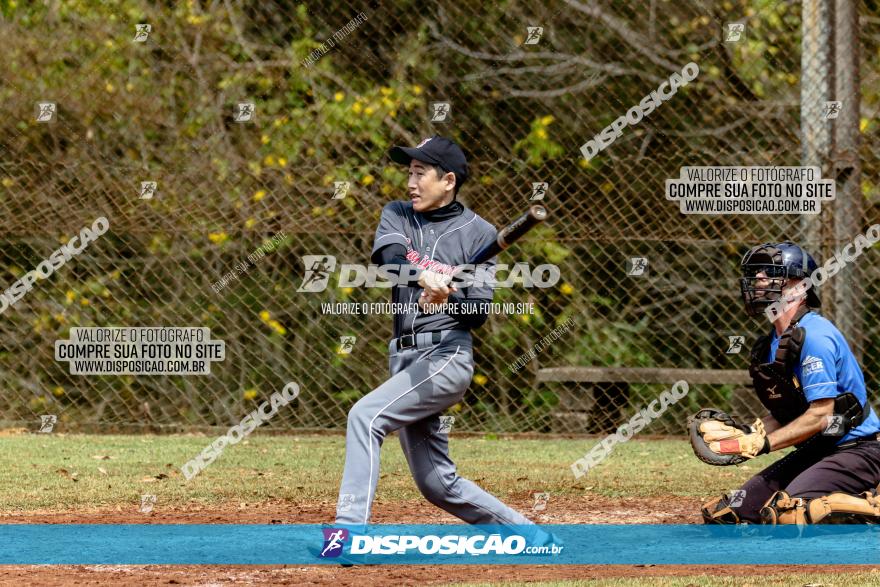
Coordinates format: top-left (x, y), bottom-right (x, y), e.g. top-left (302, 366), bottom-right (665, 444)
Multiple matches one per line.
top-left (388, 135), bottom-right (469, 191)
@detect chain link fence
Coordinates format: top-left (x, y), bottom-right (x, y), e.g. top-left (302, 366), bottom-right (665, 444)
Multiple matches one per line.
top-left (1, 0), bottom-right (878, 435)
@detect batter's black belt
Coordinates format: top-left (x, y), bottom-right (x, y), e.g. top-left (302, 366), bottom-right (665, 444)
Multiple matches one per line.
top-left (394, 331), bottom-right (443, 352)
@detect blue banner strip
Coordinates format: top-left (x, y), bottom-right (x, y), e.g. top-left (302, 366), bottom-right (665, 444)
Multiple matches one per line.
top-left (2, 524), bottom-right (880, 565)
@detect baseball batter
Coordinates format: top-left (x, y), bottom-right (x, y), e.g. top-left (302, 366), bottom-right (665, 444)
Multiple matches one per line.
top-left (332, 135), bottom-right (538, 532)
top-left (695, 241), bottom-right (880, 524)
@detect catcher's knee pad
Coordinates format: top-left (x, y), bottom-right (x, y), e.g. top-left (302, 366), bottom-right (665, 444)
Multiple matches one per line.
top-left (701, 495), bottom-right (741, 524)
top-left (760, 489), bottom-right (880, 525)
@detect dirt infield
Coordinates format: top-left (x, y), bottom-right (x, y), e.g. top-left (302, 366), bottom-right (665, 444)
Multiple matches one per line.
top-left (0, 494), bottom-right (700, 525)
top-left (2, 495), bottom-right (875, 585)
top-left (2, 563), bottom-right (874, 587)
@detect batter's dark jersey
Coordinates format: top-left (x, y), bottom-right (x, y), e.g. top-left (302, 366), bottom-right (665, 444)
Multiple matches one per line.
top-left (370, 201), bottom-right (497, 339)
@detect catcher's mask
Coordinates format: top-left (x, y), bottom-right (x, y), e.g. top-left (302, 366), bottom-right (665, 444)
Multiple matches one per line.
top-left (740, 241), bottom-right (821, 317)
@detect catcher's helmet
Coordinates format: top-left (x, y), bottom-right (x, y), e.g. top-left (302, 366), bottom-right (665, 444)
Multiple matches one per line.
top-left (739, 241), bottom-right (821, 317)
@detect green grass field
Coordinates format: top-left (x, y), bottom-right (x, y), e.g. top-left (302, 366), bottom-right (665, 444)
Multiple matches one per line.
top-left (0, 432), bottom-right (777, 511)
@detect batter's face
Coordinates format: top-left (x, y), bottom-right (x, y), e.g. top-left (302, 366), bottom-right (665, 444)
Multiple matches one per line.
top-left (408, 160), bottom-right (455, 212)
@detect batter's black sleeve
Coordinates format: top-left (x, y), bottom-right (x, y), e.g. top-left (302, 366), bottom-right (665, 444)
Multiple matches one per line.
top-left (373, 243), bottom-right (421, 286)
top-left (446, 294), bottom-right (491, 329)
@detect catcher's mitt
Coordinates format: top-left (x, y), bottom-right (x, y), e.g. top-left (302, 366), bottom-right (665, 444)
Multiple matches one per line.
top-left (688, 408), bottom-right (762, 466)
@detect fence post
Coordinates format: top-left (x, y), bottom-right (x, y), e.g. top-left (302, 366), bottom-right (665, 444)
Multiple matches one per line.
top-left (799, 0), bottom-right (833, 316)
top-left (830, 0), bottom-right (863, 359)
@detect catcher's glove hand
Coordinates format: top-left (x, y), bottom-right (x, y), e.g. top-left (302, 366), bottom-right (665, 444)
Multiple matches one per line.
top-left (688, 408), bottom-right (771, 466)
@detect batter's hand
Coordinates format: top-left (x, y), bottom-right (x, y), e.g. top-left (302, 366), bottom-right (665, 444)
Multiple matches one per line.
top-left (418, 288), bottom-right (456, 312)
top-left (418, 270), bottom-right (457, 311)
top-left (418, 270), bottom-right (454, 289)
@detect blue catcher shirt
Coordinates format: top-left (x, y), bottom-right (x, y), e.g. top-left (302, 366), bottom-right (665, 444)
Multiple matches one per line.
top-left (768, 312), bottom-right (880, 442)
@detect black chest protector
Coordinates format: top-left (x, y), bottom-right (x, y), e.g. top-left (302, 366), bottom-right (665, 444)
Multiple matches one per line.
top-left (748, 307), bottom-right (811, 425)
top-left (748, 307), bottom-right (866, 432)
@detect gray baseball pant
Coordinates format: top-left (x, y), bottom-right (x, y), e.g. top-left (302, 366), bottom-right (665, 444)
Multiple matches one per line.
top-left (334, 329), bottom-right (535, 530)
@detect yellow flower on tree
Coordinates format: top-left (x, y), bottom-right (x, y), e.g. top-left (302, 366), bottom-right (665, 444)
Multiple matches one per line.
top-left (245, 218), bottom-right (256, 229)
top-left (259, 310), bottom-right (271, 322)
top-left (361, 175), bottom-right (375, 186)
top-left (208, 232), bottom-right (228, 245)
top-left (540, 115), bottom-right (555, 126)
top-left (52, 386), bottom-right (64, 398)
top-left (334, 91), bottom-right (345, 102)
top-left (252, 190), bottom-right (266, 202)
top-left (560, 282), bottom-right (574, 295)
top-left (243, 388), bottom-right (258, 401)
top-left (473, 374), bottom-right (488, 386)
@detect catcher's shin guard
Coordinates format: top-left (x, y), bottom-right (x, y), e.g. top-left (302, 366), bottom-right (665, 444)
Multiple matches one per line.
top-left (701, 495), bottom-right (741, 524)
top-left (760, 489), bottom-right (880, 525)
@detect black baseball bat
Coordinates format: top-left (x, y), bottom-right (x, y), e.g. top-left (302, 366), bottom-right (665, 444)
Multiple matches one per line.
top-left (467, 205), bottom-right (548, 265)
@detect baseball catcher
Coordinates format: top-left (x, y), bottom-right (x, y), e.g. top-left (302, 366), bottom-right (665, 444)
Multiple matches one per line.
top-left (692, 241), bottom-right (880, 525)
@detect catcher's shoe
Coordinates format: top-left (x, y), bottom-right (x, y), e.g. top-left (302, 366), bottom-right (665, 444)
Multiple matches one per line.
top-left (701, 495), bottom-right (742, 524)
